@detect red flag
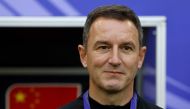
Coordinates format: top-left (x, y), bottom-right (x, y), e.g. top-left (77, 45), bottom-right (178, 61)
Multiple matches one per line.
top-left (6, 83), bottom-right (81, 109)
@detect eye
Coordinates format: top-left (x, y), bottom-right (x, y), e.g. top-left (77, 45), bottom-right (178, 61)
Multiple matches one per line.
top-left (96, 45), bottom-right (111, 53)
top-left (121, 45), bottom-right (133, 52)
top-left (124, 46), bottom-right (132, 50)
top-left (98, 45), bottom-right (109, 50)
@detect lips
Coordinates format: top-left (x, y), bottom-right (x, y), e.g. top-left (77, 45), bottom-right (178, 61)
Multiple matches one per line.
top-left (104, 71), bottom-right (124, 75)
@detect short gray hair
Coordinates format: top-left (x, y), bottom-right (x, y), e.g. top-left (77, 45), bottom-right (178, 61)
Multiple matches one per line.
top-left (83, 5), bottom-right (143, 48)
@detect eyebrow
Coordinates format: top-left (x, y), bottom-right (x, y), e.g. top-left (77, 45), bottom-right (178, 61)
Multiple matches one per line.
top-left (93, 41), bottom-right (110, 47)
top-left (93, 40), bottom-right (136, 49)
top-left (120, 42), bottom-right (136, 48)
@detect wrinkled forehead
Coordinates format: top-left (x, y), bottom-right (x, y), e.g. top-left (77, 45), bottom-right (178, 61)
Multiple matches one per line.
top-left (90, 18), bottom-right (138, 36)
top-left (89, 17), bottom-right (139, 37)
top-left (88, 17), bottom-right (140, 46)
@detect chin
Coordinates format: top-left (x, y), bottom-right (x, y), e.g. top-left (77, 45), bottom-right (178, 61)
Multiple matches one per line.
top-left (104, 87), bottom-right (122, 94)
top-left (103, 84), bottom-right (123, 93)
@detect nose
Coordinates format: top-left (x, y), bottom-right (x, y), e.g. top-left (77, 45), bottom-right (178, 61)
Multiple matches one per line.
top-left (108, 47), bottom-right (121, 67)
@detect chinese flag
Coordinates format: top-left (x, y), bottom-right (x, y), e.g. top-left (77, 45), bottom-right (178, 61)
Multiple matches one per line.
top-left (6, 83), bottom-right (81, 109)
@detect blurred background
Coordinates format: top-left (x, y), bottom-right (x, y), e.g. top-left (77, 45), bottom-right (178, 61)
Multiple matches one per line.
top-left (0, 0), bottom-right (190, 109)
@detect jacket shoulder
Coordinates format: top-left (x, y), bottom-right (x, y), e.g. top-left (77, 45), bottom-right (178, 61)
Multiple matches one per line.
top-left (137, 95), bottom-right (163, 109)
top-left (59, 96), bottom-right (83, 109)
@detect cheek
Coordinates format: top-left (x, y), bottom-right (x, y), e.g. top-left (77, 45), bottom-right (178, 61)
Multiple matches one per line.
top-left (88, 53), bottom-right (108, 67)
top-left (122, 56), bottom-right (139, 80)
top-left (122, 55), bottom-right (139, 69)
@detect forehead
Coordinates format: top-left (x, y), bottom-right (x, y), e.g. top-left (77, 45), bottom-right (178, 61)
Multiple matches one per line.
top-left (88, 17), bottom-right (139, 45)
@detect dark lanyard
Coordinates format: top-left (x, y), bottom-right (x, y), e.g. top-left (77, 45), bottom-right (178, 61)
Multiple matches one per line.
top-left (83, 90), bottom-right (137, 109)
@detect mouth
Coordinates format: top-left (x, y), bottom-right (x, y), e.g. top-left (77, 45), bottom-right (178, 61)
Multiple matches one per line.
top-left (104, 71), bottom-right (124, 75)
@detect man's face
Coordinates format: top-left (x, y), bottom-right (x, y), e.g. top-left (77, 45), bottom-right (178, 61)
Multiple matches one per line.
top-left (78, 17), bottom-right (146, 93)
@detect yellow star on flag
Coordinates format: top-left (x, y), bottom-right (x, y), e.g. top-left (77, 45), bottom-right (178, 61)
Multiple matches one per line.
top-left (15, 91), bottom-right (26, 103)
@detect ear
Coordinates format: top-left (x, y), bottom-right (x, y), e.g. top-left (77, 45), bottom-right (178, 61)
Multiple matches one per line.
top-left (78, 44), bottom-right (87, 68)
top-left (138, 46), bottom-right (147, 69)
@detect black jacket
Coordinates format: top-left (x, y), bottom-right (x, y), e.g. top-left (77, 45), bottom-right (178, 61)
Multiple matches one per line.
top-left (60, 94), bottom-right (163, 109)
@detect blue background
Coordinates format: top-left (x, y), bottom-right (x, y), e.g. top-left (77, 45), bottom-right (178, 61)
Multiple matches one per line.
top-left (1, 0), bottom-right (190, 108)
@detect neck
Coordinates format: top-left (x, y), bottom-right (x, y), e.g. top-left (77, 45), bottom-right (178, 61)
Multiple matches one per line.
top-left (89, 81), bottom-right (134, 106)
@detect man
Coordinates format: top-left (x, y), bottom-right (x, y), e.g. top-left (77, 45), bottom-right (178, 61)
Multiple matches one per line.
top-left (61, 5), bottom-right (163, 109)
